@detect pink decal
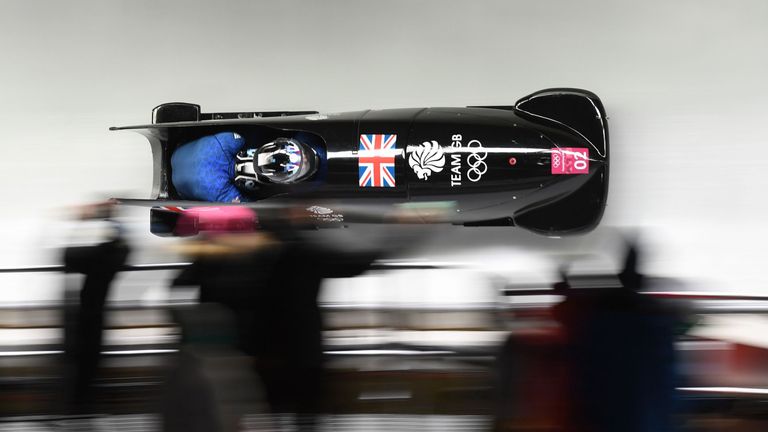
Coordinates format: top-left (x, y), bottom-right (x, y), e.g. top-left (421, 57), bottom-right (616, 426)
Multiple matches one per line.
top-left (175, 206), bottom-right (257, 236)
top-left (551, 148), bottom-right (589, 175)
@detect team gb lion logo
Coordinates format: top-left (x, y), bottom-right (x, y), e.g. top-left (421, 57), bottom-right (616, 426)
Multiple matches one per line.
top-left (409, 140), bottom-right (446, 180)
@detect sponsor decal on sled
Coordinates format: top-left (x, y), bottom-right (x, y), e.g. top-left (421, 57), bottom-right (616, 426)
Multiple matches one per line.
top-left (449, 134), bottom-right (488, 187)
top-left (409, 141), bottom-right (445, 180)
top-left (306, 206), bottom-right (344, 223)
top-left (358, 134), bottom-right (397, 187)
top-left (551, 147), bottom-right (589, 175)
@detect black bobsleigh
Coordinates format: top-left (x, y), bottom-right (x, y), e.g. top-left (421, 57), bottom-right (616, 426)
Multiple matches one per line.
top-left (112, 88), bottom-right (609, 236)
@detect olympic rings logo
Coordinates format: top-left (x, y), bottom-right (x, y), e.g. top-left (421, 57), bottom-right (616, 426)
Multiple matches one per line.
top-left (466, 140), bottom-right (488, 182)
top-left (552, 153), bottom-right (561, 168)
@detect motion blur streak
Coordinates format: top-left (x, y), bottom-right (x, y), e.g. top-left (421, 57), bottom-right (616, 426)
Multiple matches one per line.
top-left (1, 212), bottom-right (768, 432)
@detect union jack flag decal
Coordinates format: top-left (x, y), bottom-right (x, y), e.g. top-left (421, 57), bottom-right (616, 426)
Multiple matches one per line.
top-left (358, 134), bottom-right (397, 188)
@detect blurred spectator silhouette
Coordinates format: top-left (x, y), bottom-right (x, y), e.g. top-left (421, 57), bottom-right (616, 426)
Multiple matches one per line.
top-left (163, 300), bottom-right (269, 432)
top-left (61, 201), bottom-right (130, 413)
top-left (164, 231), bottom-right (278, 432)
top-left (166, 207), bottom-right (385, 431)
top-left (254, 225), bottom-right (380, 430)
top-left (552, 243), bottom-right (680, 432)
top-left (493, 270), bottom-right (572, 431)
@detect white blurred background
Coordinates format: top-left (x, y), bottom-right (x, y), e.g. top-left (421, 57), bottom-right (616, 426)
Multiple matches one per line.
top-left (0, 0), bottom-right (767, 302)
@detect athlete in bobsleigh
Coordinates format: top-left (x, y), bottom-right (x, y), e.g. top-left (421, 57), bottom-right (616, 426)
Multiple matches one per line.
top-left (170, 131), bottom-right (323, 202)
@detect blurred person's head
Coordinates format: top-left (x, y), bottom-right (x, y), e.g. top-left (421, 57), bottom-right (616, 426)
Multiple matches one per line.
top-left (76, 199), bottom-right (118, 221)
top-left (552, 265), bottom-right (571, 295)
top-left (618, 243), bottom-right (644, 291)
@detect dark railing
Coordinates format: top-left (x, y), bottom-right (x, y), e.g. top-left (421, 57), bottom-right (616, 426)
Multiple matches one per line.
top-left (2, 262), bottom-right (768, 303)
top-left (0, 262), bottom-right (766, 400)
top-left (0, 263), bottom-right (192, 273)
top-left (0, 261), bottom-right (454, 274)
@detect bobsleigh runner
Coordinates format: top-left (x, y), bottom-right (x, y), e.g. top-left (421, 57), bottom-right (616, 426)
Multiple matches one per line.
top-left (111, 88), bottom-right (609, 237)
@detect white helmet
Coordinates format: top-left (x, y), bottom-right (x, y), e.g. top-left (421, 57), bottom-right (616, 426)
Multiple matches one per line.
top-left (234, 137), bottom-right (319, 190)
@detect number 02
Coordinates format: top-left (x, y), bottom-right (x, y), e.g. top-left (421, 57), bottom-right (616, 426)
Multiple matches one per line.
top-left (573, 151), bottom-right (588, 170)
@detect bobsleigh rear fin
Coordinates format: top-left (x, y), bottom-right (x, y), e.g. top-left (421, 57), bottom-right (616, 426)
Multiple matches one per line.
top-left (129, 127), bottom-right (172, 200)
top-left (513, 88), bottom-right (608, 158)
top-left (152, 103), bottom-right (201, 124)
